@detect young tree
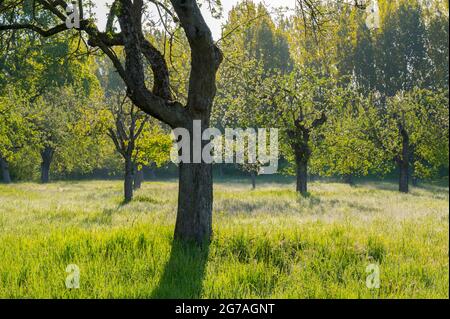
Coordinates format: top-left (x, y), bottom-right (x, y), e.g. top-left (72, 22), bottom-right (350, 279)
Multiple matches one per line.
top-left (366, 89), bottom-right (449, 193)
top-left (273, 67), bottom-right (334, 195)
top-left (1, 6), bottom-right (101, 183)
top-left (98, 54), bottom-right (172, 200)
top-left (329, 0), bottom-right (448, 189)
top-left (106, 93), bottom-right (171, 202)
top-left (106, 94), bottom-right (149, 203)
top-left (214, 57), bottom-right (268, 189)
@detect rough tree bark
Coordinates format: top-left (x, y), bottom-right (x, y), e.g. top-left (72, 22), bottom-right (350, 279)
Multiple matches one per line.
top-left (0, 157), bottom-right (11, 184)
top-left (176, 161), bottom-right (213, 243)
top-left (174, 118), bottom-right (215, 243)
top-left (167, 2), bottom-right (222, 244)
top-left (40, 146), bottom-right (54, 184)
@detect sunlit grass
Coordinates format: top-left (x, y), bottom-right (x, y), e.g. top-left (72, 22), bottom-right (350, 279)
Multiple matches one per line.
top-left (0, 180), bottom-right (448, 298)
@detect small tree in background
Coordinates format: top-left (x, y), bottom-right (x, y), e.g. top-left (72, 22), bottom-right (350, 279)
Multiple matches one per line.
top-left (106, 94), bottom-right (148, 203)
top-left (106, 93), bottom-right (172, 203)
top-left (364, 89), bottom-right (449, 193)
top-left (0, 88), bottom-right (36, 183)
top-left (387, 89), bottom-right (448, 192)
top-left (272, 67), bottom-right (335, 196)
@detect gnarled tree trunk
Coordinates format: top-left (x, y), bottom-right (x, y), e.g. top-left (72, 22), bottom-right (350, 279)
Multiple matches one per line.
top-left (40, 146), bottom-right (54, 184)
top-left (290, 114), bottom-right (325, 197)
top-left (0, 157), bottom-right (11, 184)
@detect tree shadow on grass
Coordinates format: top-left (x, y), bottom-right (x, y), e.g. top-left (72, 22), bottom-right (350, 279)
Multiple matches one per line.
top-left (356, 181), bottom-right (449, 199)
top-left (296, 192), bottom-right (322, 206)
top-left (151, 240), bottom-right (210, 299)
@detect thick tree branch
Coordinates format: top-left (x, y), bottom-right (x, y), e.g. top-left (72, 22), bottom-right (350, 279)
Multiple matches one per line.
top-left (140, 36), bottom-right (172, 100)
top-left (115, 0), bottom-right (188, 128)
top-left (171, 0), bottom-right (223, 116)
top-left (0, 22), bottom-right (70, 37)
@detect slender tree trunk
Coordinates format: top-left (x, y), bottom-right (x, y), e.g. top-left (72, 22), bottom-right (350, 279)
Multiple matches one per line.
top-left (294, 145), bottom-right (309, 196)
top-left (0, 157), bottom-right (11, 184)
top-left (398, 129), bottom-right (410, 193)
top-left (296, 159), bottom-right (308, 195)
top-left (134, 166), bottom-right (144, 190)
top-left (124, 156), bottom-right (134, 203)
top-left (290, 124), bottom-right (314, 197)
top-left (399, 160), bottom-right (409, 193)
top-left (412, 176), bottom-right (418, 187)
top-left (251, 171), bottom-right (256, 190)
top-left (40, 146), bottom-right (54, 184)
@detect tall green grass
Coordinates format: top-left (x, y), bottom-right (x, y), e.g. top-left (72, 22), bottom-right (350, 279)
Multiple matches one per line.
top-left (0, 180), bottom-right (448, 298)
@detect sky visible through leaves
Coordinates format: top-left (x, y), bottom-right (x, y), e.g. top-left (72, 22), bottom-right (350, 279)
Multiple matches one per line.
top-left (93, 0), bottom-right (296, 39)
